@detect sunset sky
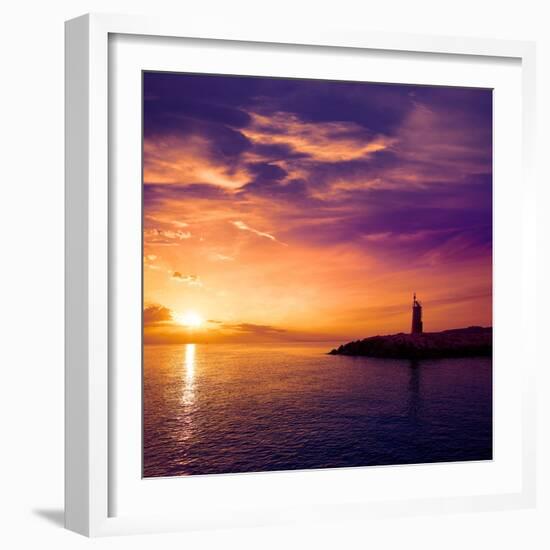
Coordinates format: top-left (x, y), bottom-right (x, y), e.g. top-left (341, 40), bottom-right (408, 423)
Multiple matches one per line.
top-left (143, 72), bottom-right (492, 344)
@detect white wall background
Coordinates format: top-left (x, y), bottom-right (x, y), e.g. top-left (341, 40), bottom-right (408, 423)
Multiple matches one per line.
top-left (0, 1), bottom-right (547, 548)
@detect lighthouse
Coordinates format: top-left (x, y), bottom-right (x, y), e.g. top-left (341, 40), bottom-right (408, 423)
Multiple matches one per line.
top-left (411, 293), bottom-right (423, 334)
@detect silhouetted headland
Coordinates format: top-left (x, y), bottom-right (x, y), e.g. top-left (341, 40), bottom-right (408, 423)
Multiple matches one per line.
top-left (329, 326), bottom-right (492, 359)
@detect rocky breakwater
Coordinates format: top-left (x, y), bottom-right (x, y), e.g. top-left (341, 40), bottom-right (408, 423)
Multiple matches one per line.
top-left (329, 326), bottom-right (492, 359)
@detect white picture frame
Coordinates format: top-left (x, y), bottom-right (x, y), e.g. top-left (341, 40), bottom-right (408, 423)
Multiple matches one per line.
top-left (65, 12), bottom-right (537, 537)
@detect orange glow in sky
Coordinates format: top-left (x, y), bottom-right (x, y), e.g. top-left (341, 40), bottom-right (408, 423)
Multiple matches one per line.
top-left (143, 73), bottom-right (492, 345)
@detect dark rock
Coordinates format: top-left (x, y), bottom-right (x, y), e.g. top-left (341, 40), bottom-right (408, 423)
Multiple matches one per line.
top-left (328, 326), bottom-right (492, 359)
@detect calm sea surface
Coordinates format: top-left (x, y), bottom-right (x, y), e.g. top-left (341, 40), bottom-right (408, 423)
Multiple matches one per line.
top-left (143, 343), bottom-right (492, 477)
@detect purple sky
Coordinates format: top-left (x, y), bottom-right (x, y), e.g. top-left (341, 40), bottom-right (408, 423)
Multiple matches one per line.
top-left (143, 72), bottom-right (492, 342)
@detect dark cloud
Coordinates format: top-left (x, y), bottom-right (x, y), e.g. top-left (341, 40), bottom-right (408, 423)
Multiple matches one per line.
top-left (282, 178), bottom-right (492, 263)
top-left (247, 162), bottom-right (287, 183)
top-left (241, 162), bottom-right (290, 194)
top-left (143, 304), bottom-right (173, 325)
top-left (144, 72), bottom-right (490, 138)
top-left (144, 72), bottom-right (255, 134)
top-left (249, 142), bottom-right (309, 161)
top-left (261, 79), bottom-right (415, 133)
top-left (145, 97), bottom-right (251, 130)
top-left (241, 177), bottom-right (310, 199)
top-left (144, 72), bottom-right (492, 269)
top-left (220, 322), bottom-right (287, 335)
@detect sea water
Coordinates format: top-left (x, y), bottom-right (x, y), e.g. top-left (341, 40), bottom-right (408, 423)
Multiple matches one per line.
top-left (143, 343), bottom-right (492, 477)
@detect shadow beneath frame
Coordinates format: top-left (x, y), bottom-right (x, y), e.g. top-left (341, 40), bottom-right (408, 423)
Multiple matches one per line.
top-left (33, 508), bottom-right (64, 528)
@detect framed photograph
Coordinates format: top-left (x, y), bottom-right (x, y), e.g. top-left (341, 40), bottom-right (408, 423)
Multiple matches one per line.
top-left (65, 13), bottom-right (537, 536)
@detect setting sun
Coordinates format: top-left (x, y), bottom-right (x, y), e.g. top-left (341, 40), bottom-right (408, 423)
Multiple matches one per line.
top-left (175, 311), bottom-right (204, 328)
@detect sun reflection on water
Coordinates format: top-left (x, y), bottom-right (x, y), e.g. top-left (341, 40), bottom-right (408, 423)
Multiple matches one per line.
top-left (182, 343), bottom-right (196, 406)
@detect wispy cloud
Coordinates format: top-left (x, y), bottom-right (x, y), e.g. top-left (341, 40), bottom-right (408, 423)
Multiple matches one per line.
top-left (171, 272), bottom-right (203, 286)
top-left (219, 322), bottom-right (287, 335)
top-left (146, 215), bottom-right (190, 228)
top-left (144, 134), bottom-right (251, 189)
top-left (243, 112), bottom-right (395, 163)
top-left (209, 253), bottom-right (234, 262)
top-left (144, 228), bottom-right (192, 245)
top-left (231, 220), bottom-right (286, 245)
